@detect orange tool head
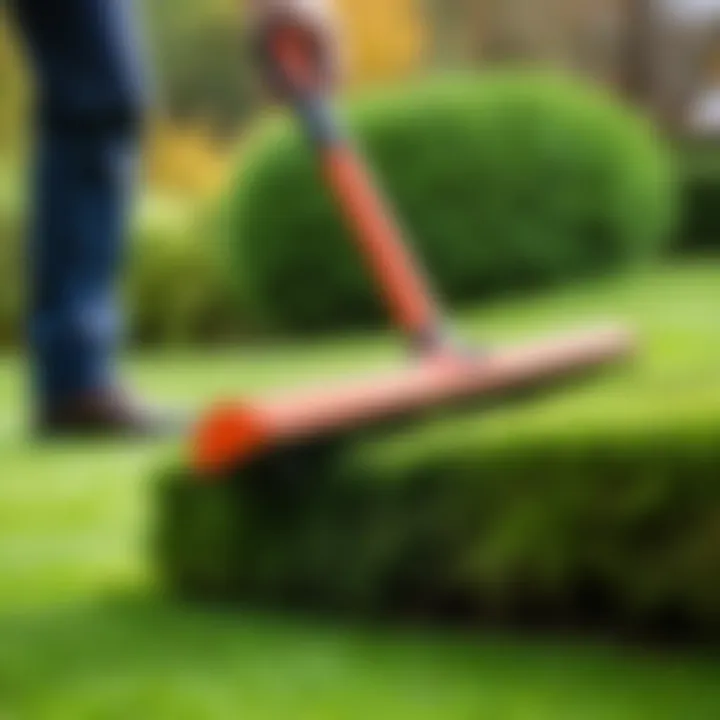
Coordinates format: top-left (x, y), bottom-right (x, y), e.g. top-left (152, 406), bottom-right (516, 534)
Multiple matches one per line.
top-left (193, 403), bottom-right (271, 477)
top-left (192, 325), bottom-right (634, 479)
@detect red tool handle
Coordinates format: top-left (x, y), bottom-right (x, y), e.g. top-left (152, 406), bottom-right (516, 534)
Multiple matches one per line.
top-left (266, 27), bottom-right (445, 350)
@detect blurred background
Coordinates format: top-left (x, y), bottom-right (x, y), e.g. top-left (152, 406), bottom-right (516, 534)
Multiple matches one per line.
top-left (1, 0), bottom-right (720, 346)
top-left (1, 2), bottom-right (720, 718)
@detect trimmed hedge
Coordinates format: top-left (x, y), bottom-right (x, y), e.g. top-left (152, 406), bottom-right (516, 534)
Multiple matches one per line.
top-left (157, 403), bottom-right (720, 636)
top-left (229, 72), bottom-right (677, 333)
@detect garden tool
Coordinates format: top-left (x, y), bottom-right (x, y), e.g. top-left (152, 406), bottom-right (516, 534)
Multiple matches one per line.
top-left (191, 21), bottom-right (634, 477)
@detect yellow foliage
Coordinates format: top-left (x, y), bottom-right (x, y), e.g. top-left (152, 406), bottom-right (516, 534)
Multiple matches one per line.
top-left (143, 119), bottom-right (232, 199)
top-left (335, 0), bottom-right (428, 86)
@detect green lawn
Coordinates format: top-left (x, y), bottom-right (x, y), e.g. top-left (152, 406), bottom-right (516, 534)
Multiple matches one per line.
top-left (1, 262), bottom-right (719, 719)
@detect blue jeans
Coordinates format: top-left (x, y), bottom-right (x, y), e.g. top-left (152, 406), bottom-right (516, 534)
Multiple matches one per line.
top-left (13, 0), bottom-right (149, 404)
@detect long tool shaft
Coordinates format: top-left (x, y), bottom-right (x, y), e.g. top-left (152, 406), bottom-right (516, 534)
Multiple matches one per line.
top-left (273, 33), bottom-right (443, 347)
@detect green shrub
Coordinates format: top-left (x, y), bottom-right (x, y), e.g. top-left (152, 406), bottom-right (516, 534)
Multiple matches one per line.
top-left (125, 198), bottom-right (249, 346)
top-left (157, 400), bottom-right (720, 635)
top-left (229, 72), bottom-right (677, 334)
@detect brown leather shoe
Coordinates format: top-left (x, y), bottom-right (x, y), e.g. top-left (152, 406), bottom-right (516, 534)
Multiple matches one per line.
top-left (37, 387), bottom-right (188, 439)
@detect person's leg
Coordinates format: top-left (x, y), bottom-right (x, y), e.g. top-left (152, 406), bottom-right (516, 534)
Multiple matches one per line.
top-left (12, 0), bottom-right (175, 433)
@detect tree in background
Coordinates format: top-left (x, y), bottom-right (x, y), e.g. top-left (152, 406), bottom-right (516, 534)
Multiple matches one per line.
top-left (424, 0), bottom-right (664, 105)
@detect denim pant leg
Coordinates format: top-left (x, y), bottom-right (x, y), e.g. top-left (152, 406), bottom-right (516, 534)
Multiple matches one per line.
top-left (12, 0), bottom-right (149, 404)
